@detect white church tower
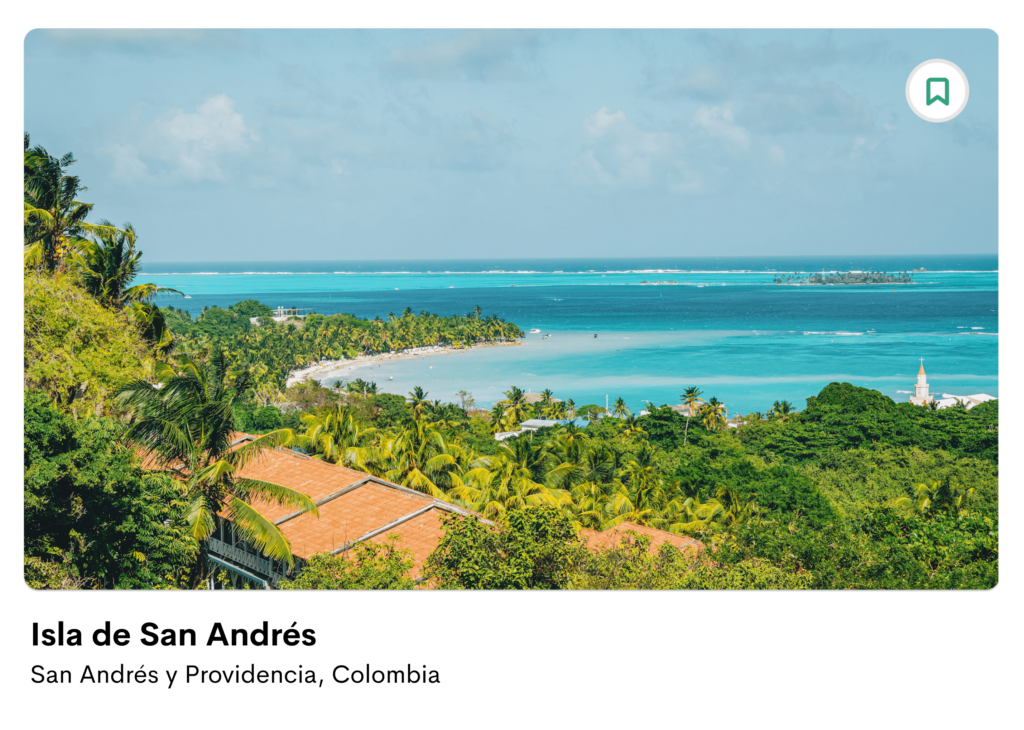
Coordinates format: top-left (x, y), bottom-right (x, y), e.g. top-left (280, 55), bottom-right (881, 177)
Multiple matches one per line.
top-left (910, 359), bottom-right (934, 406)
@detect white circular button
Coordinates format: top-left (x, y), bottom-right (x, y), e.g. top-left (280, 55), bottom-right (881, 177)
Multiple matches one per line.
top-left (906, 59), bottom-right (969, 123)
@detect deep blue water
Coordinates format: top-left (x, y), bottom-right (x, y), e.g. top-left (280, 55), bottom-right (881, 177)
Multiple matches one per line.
top-left (141, 256), bottom-right (998, 414)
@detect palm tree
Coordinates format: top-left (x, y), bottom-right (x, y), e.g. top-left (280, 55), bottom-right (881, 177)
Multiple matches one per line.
top-left (502, 386), bottom-right (528, 427)
top-left (490, 403), bottom-right (510, 434)
top-left (117, 350), bottom-right (319, 570)
top-left (612, 397), bottom-right (630, 418)
top-left (24, 139), bottom-right (117, 272)
top-left (73, 220), bottom-right (183, 355)
top-left (407, 386), bottom-right (430, 420)
top-left (892, 479), bottom-right (976, 515)
top-left (622, 414), bottom-right (647, 438)
top-left (347, 378), bottom-right (378, 397)
top-left (299, 403), bottom-right (376, 466)
top-left (700, 397), bottom-right (728, 431)
top-left (75, 222), bottom-right (179, 308)
top-left (359, 420), bottom-right (465, 498)
top-left (668, 485), bottom-right (757, 539)
top-left (448, 441), bottom-right (565, 520)
top-left (769, 400), bottom-right (795, 422)
top-left (679, 387), bottom-right (704, 445)
top-left (547, 400), bottom-right (568, 420)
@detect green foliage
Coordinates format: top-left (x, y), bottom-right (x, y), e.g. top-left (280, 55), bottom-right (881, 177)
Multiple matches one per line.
top-left (569, 536), bottom-right (812, 589)
top-left (425, 508), bottom-right (585, 589)
top-left (739, 383), bottom-right (998, 464)
top-left (24, 273), bottom-right (151, 417)
top-left (718, 507), bottom-right (997, 590)
top-left (164, 304), bottom-right (522, 388)
top-left (812, 381), bottom-right (896, 412)
top-left (643, 405), bottom-right (709, 450)
top-left (24, 389), bottom-right (199, 588)
top-left (278, 537), bottom-right (415, 589)
top-left (230, 299), bottom-right (274, 319)
top-left (370, 392), bottom-right (414, 428)
top-left (800, 447), bottom-right (997, 522)
top-left (24, 138), bottom-right (112, 272)
top-left (250, 406), bottom-right (283, 431)
top-left (118, 351), bottom-right (320, 569)
top-left (24, 550), bottom-right (89, 589)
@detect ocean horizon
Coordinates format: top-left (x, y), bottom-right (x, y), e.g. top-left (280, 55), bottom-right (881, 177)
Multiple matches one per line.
top-left (142, 255), bottom-right (998, 414)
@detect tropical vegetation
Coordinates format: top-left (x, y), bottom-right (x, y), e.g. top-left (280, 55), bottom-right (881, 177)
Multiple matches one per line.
top-left (22, 133), bottom-right (998, 590)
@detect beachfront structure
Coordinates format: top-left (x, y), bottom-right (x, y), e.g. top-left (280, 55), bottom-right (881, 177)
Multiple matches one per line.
top-left (495, 418), bottom-right (590, 441)
top-left (907, 360), bottom-right (995, 409)
top-left (670, 403), bottom-right (701, 417)
top-left (909, 360), bottom-right (934, 406)
top-left (933, 393), bottom-right (996, 410)
top-left (248, 307), bottom-right (315, 325)
top-left (522, 392), bottom-right (562, 405)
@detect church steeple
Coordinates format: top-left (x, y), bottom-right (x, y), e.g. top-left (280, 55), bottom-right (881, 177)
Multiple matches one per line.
top-left (911, 359), bottom-right (933, 405)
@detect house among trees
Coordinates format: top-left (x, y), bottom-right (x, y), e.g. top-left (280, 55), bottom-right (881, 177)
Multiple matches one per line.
top-left (187, 434), bottom-right (703, 589)
top-left (204, 435), bottom-right (485, 588)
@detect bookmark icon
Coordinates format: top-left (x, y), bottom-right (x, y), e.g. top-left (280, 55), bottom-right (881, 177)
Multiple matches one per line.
top-left (926, 77), bottom-right (949, 106)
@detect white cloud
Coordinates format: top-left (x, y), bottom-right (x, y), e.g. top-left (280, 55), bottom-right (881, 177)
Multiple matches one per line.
top-left (102, 94), bottom-right (255, 183)
top-left (572, 107), bottom-right (673, 187)
top-left (583, 107), bottom-right (628, 140)
top-left (692, 105), bottom-right (750, 153)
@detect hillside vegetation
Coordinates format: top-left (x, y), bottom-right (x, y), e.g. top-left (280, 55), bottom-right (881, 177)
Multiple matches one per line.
top-left (22, 133), bottom-right (999, 590)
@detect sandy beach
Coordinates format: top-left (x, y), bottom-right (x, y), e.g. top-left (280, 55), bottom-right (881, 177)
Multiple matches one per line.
top-left (286, 341), bottom-right (522, 387)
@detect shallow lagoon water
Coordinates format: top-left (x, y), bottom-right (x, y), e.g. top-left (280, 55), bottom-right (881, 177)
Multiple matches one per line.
top-left (143, 256), bottom-right (998, 414)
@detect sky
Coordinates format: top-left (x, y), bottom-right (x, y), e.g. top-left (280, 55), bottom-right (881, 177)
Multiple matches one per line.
top-left (24, 29), bottom-right (997, 262)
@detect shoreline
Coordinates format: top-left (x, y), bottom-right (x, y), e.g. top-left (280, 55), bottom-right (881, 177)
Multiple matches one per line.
top-left (286, 341), bottom-right (523, 387)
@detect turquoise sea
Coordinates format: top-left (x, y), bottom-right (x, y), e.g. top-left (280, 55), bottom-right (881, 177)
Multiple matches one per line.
top-left (142, 255), bottom-right (998, 415)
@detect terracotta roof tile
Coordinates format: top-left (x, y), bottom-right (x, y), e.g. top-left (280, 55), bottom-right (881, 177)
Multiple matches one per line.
top-left (236, 449), bottom-right (374, 522)
top-left (581, 521), bottom-right (703, 555)
top-left (368, 507), bottom-right (450, 578)
top-left (276, 480), bottom-right (437, 559)
top-left (150, 435), bottom-right (703, 582)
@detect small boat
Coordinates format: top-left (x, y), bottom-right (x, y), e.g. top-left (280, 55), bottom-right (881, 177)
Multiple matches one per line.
top-left (183, 295), bottom-right (192, 299)
top-left (529, 328), bottom-right (541, 334)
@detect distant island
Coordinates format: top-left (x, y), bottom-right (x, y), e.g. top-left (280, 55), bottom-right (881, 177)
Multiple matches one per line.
top-left (773, 271), bottom-right (915, 285)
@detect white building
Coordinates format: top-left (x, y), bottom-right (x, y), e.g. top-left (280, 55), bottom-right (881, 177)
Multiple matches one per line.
top-left (909, 360), bottom-right (934, 406)
top-left (933, 393), bottom-right (996, 410)
top-left (909, 360), bottom-right (995, 409)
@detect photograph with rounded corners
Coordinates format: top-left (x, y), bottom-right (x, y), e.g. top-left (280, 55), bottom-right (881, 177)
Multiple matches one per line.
top-left (23, 28), bottom-right (998, 590)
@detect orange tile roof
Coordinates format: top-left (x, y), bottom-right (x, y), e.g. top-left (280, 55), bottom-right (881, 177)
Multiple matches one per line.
top-left (369, 507), bottom-right (450, 577)
top-left (145, 432), bottom-right (701, 582)
top-left (236, 448), bottom-right (374, 523)
top-left (276, 479), bottom-right (437, 559)
top-left (581, 521), bottom-right (703, 555)
top-left (221, 440), bottom-right (480, 579)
